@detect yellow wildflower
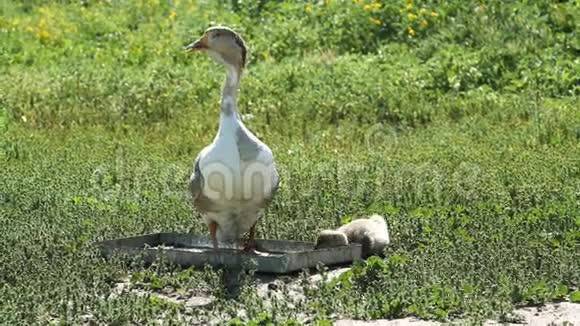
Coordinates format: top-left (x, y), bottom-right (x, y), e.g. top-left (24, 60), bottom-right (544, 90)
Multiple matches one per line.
top-left (370, 17), bottom-right (381, 25)
top-left (36, 29), bottom-right (50, 41)
top-left (363, 2), bottom-right (381, 11)
top-left (169, 10), bottom-right (177, 20)
top-left (430, 11), bottom-right (438, 17)
top-left (407, 26), bottom-right (415, 36)
top-left (407, 13), bottom-right (417, 20)
top-left (305, 4), bottom-right (312, 13)
top-left (405, 2), bottom-right (413, 10)
top-left (420, 19), bottom-right (428, 27)
top-left (38, 6), bottom-right (50, 15)
top-left (419, 8), bottom-right (427, 14)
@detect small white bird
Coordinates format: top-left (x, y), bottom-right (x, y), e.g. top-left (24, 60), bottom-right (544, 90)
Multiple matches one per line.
top-left (315, 214), bottom-right (390, 257)
top-left (186, 27), bottom-right (279, 251)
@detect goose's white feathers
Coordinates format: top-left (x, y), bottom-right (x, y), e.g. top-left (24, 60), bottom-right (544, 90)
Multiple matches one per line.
top-left (189, 114), bottom-right (279, 242)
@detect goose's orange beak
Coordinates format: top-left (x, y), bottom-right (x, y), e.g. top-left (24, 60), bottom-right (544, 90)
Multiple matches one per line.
top-left (185, 34), bottom-right (208, 52)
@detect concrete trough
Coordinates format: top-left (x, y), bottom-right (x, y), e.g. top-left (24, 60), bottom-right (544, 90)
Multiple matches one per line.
top-left (95, 232), bottom-right (362, 274)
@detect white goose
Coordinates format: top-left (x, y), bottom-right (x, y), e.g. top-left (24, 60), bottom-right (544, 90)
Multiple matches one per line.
top-left (186, 26), bottom-right (279, 251)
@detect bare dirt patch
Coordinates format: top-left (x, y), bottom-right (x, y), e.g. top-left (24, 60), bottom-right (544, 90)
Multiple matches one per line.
top-left (336, 302), bottom-right (580, 326)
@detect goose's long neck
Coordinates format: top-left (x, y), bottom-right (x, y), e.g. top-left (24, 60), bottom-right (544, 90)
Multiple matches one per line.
top-left (219, 64), bottom-right (240, 120)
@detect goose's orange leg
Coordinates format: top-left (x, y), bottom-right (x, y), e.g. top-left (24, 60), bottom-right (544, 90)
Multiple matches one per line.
top-left (243, 222), bottom-right (257, 252)
top-left (209, 222), bottom-right (218, 250)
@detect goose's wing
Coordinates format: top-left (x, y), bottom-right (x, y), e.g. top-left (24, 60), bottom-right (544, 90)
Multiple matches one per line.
top-left (236, 126), bottom-right (279, 205)
top-left (189, 150), bottom-right (224, 214)
top-left (188, 152), bottom-right (204, 202)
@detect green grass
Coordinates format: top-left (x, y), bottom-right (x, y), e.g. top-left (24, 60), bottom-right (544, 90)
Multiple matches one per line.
top-left (1, 0), bottom-right (579, 324)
